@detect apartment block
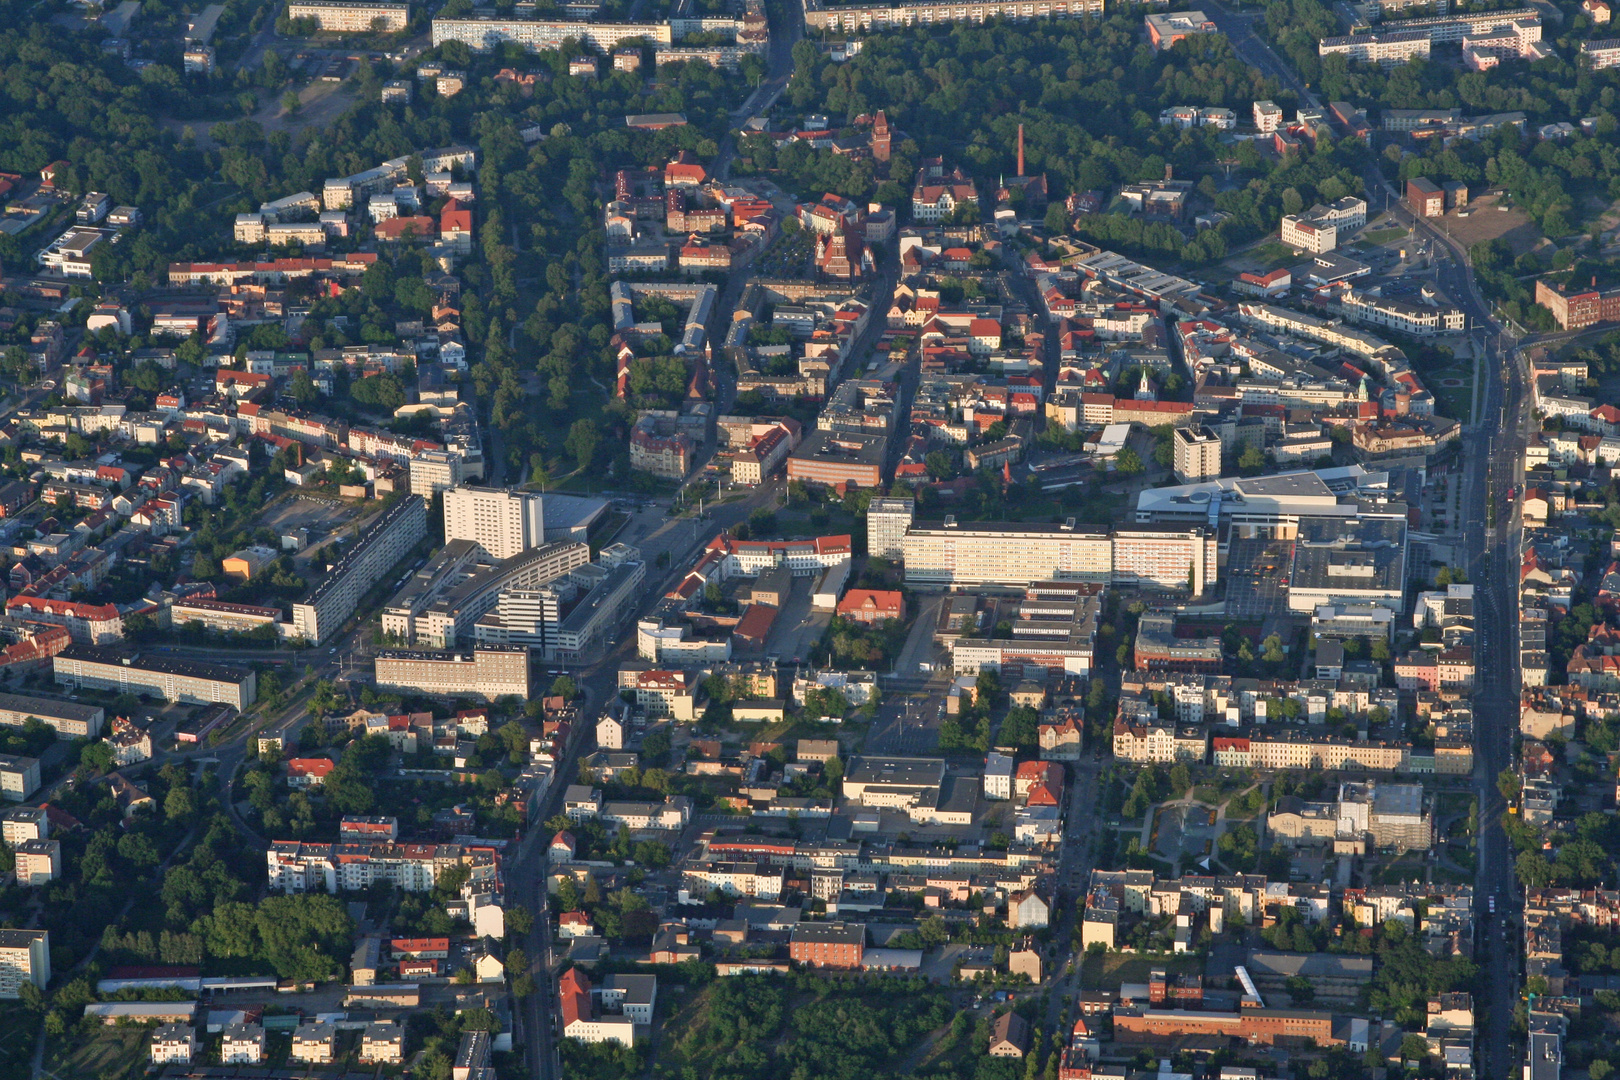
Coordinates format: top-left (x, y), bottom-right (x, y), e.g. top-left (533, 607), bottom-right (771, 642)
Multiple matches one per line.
top-left (805, 0), bottom-right (1103, 33)
top-left (291, 495), bottom-right (428, 645)
top-left (221, 1023), bottom-right (265, 1064)
top-left (1582, 38), bottom-right (1620, 67)
top-left (373, 645), bottom-right (530, 701)
top-left (170, 599), bottom-right (283, 636)
top-left (0, 806), bottom-right (47, 845)
top-left (0, 929), bottom-right (49, 998)
top-left (286, 0), bottom-right (410, 31)
top-left (53, 646), bottom-right (256, 710)
top-left (1172, 425), bottom-right (1222, 482)
top-left (1318, 28), bottom-right (1431, 65)
top-left (150, 1023), bottom-right (196, 1065)
top-left (266, 840), bottom-right (495, 893)
top-left (0, 692), bottom-right (104, 739)
top-left (14, 838), bottom-right (60, 885)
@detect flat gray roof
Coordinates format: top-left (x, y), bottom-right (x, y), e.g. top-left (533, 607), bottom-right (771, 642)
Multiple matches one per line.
top-left (846, 756), bottom-right (946, 788)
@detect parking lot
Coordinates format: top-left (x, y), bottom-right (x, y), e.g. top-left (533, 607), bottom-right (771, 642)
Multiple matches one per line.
top-left (260, 494), bottom-right (365, 536)
top-left (1224, 537), bottom-right (1294, 618)
top-left (762, 577), bottom-right (829, 663)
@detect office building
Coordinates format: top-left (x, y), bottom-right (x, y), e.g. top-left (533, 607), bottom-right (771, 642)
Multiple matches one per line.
top-left (789, 922), bottom-right (865, 968)
top-left (1171, 426), bottom-right (1222, 482)
top-left (286, 0), bottom-right (409, 31)
top-left (1406, 177), bottom-right (1445, 216)
top-left (1536, 277), bottom-right (1620, 330)
top-left (291, 495), bottom-right (428, 645)
top-left (477, 558), bottom-right (646, 662)
top-left (786, 430), bottom-right (887, 489)
top-left (373, 645), bottom-right (531, 701)
top-left (0, 692), bottom-right (104, 739)
top-left (443, 485), bottom-right (545, 561)
top-left (901, 517), bottom-right (1112, 587)
top-left (409, 450), bottom-right (465, 497)
top-left (558, 968), bottom-right (638, 1045)
top-left (53, 646), bottom-right (256, 710)
top-left (898, 519), bottom-right (1216, 593)
top-left (385, 540), bottom-right (590, 648)
top-left (0, 929), bottom-right (49, 997)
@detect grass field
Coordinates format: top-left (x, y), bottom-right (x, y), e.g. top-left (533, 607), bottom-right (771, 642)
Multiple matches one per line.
top-left (1362, 226), bottom-right (1408, 246)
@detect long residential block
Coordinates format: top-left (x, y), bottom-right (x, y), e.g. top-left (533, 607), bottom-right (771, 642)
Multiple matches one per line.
top-left (267, 840), bottom-right (496, 893)
top-left (53, 645), bottom-right (256, 710)
top-left (292, 495), bottom-right (428, 646)
top-left (804, 0), bottom-right (1105, 32)
top-left (286, 1), bottom-right (410, 32)
top-left (372, 645), bottom-right (530, 700)
top-left (0, 692), bottom-right (105, 739)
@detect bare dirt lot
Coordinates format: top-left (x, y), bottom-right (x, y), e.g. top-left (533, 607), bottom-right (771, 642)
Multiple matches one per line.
top-left (1431, 190), bottom-right (1541, 255)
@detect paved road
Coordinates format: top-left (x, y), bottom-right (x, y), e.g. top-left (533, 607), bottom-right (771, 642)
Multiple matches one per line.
top-left (1202, 10), bottom-right (1527, 1075)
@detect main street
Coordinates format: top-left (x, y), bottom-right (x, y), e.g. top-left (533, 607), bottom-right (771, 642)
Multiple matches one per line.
top-left (1186, 11), bottom-right (1528, 1077)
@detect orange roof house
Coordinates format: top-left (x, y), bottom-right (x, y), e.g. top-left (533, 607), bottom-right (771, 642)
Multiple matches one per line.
top-left (836, 589), bottom-right (905, 625)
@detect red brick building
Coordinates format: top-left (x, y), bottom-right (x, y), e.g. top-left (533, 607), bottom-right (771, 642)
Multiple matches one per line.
top-left (1112, 1006), bottom-right (1337, 1046)
top-left (1405, 177), bottom-right (1444, 217)
top-left (1536, 277), bottom-right (1620, 330)
top-left (789, 922), bottom-right (864, 968)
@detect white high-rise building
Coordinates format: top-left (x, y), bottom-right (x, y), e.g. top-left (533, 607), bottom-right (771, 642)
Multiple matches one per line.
top-left (866, 498), bottom-right (914, 561)
top-left (0, 928), bottom-right (49, 997)
top-left (443, 486), bottom-right (545, 561)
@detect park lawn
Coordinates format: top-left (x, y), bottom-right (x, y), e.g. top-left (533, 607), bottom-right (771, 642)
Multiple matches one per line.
top-left (45, 1023), bottom-right (148, 1080)
top-left (1425, 363), bottom-right (1475, 424)
top-left (1081, 952), bottom-right (1204, 990)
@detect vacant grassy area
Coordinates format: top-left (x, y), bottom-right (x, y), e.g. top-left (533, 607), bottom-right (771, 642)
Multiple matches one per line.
top-left (1373, 851), bottom-right (1429, 885)
top-left (1246, 241), bottom-right (1298, 270)
top-left (1080, 951), bottom-right (1204, 990)
top-left (45, 1023), bottom-right (148, 1080)
top-left (0, 1005), bottom-right (36, 1080)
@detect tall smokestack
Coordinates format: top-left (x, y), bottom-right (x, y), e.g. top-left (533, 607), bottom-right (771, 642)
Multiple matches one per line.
top-left (1017, 124), bottom-right (1025, 178)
